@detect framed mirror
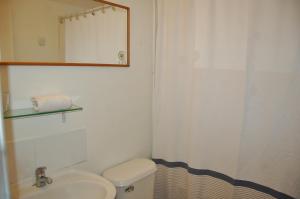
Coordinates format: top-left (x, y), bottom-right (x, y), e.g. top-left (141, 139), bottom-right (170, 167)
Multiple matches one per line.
top-left (0, 0), bottom-right (130, 67)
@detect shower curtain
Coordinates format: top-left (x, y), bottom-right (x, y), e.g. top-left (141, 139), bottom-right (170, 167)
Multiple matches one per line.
top-left (61, 7), bottom-right (127, 63)
top-left (152, 0), bottom-right (300, 199)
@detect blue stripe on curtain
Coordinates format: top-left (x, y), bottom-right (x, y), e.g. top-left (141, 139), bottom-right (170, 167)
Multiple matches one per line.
top-left (153, 159), bottom-right (295, 199)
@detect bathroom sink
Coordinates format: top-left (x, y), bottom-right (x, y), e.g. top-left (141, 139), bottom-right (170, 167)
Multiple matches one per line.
top-left (15, 170), bottom-right (116, 199)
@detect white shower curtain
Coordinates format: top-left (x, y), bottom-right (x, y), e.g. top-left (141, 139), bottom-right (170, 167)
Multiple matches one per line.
top-left (152, 0), bottom-right (300, 199)
top-left (61, 7), bottom-right (127, 63)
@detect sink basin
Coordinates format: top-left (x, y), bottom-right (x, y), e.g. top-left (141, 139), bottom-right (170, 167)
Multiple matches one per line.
top-left (14, 170), bottom-right (116, 199)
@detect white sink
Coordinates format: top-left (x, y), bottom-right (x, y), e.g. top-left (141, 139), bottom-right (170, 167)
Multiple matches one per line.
top-left (14, 170), bottom-right (116, 199)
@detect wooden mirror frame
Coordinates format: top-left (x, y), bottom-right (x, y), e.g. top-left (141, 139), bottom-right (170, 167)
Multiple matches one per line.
top-left (0, 0), bottom-right (130, 67)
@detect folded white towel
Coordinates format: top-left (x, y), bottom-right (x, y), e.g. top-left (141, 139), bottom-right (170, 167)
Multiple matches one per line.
top-left (31, 95), bottom-right (72, 112)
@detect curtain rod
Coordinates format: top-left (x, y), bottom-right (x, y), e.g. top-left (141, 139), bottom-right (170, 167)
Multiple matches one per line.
top-left (59, 5), bottom-right (116, 23)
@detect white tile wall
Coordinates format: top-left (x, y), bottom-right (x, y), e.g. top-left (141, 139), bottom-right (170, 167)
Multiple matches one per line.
top-left (5, 0), bottom-right (153, 186)
top-left (13, 140), bottom-right (36, 180)
top-left (9, 129), bottom-right (86, 184)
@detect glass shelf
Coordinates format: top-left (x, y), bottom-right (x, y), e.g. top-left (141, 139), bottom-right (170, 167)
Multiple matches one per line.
top-left (4, 105), bottom-right (83, 119)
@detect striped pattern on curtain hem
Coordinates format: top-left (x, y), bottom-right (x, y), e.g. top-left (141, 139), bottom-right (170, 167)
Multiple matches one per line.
top-left (153, 159), bottom-right (295, 199)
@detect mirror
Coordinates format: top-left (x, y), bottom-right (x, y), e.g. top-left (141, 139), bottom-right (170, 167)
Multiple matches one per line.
top-left (0, 0), bottom-right (130, 66)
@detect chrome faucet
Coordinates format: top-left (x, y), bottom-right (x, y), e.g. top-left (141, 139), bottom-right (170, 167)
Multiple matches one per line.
top-left (33, 167), bottom-right (53, 188)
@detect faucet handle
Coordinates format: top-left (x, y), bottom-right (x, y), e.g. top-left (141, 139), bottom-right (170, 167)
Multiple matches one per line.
top-left (35, 167), bottom-right (47, 175)
top-left (33, 167), bottom-right (53, 188)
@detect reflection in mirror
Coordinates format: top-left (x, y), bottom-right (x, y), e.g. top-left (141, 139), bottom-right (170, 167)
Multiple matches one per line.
top-left (0, 0), bottom-right (129, 66)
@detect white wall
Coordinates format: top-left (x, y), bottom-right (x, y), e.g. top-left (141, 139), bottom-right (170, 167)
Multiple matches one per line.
top-left (3, 0), bottom-right (153, 186)
top-left (0, 0), bottom-right (106, 62)
top-left (7, 0), bottom-right (88, 62)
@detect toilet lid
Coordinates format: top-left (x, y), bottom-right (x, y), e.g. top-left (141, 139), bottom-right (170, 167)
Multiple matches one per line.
top-left (103, 159), bottom-right (157, 187)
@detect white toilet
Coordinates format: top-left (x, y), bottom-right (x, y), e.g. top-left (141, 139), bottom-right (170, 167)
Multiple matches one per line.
top-left (103, 159), bottom-right (157, 199)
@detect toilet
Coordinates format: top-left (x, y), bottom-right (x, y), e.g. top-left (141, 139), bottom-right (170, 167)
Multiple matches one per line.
top-left (103, 158), bottom-right (157, 199)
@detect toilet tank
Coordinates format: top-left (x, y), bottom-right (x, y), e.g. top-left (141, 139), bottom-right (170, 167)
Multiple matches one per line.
top-left (103, 159), bottom-right (157, 199)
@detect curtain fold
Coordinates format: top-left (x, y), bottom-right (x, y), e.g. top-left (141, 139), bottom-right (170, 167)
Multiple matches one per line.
top-left (153, 0), bottom-right (300, 198)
